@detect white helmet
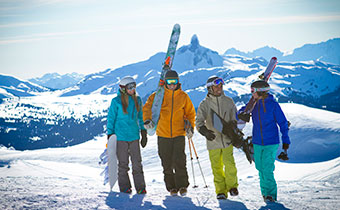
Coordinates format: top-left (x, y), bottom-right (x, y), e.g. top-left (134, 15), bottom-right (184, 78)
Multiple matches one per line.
top-left (119, 76), bottom-right (136, 92)
top-left (119, 76), bottom-right (135, 86)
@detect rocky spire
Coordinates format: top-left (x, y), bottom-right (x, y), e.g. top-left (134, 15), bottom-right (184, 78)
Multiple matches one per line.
top-left (189, 34), bottom-right (200, 51)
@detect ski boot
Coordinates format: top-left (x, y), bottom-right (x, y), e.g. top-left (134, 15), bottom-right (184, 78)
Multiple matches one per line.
top-left (229, 188), bottom-right (239, 196)
top-left (179, 187), bottom-right (187, 196)
top-left (170, 189), bottom-right (178, 196)
top-left (217, 193), bottom-right (227, 200)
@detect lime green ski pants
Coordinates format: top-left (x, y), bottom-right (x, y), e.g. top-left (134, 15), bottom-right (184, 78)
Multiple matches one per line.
top-left (208, 145), bottom-right (238, 196)
top-left (253, 144), bottom-right (279, 201)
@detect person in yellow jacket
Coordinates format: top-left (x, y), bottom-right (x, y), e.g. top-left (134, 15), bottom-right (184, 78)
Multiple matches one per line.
top-left (143, 70), bottom-right (196, 196)
top-left (196, 76), bottom-right (239, 200)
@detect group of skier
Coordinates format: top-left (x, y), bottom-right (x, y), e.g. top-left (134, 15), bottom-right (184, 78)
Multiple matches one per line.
top-left (106, 69), bottom-right (291, 203)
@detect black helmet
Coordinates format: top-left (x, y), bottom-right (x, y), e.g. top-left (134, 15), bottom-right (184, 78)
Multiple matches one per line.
top-left (251, 80), bottom-right (270, 94)
top-left (165, 70), bottom-right (179, 80)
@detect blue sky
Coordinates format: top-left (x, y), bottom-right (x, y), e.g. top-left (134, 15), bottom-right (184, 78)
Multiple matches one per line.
top-left (0, 0), bottom-right (339, 79)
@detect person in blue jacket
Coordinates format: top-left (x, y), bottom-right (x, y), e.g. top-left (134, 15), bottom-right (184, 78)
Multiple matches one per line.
top-left (238, 80), bottom-right (290, 203)
top-left (107, 76), bottom-right (147, 194)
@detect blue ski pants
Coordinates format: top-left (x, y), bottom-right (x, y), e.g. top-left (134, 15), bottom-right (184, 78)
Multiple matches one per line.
top-left (253, 144), bottom-right (279, 200)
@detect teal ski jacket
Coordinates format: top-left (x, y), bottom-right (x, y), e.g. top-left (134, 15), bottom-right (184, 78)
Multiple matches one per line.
top-left (107, 91), bottom-right (145, 141)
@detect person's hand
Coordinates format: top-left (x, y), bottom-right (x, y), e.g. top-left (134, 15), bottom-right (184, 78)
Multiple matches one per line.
top-left (186, 126), bottom-right (194, 139)
top-left (140, 130), bottom-right (147, 148)
top-left (184, 119), bottom-right (194, 139)
top-left (144, 120), bottom-right (155, 130)
top-left (198, 125), bottom-right (216, 141)
top-left (107, 134), bottom-right (114, 140)
top-left (238, 112), bottom-right (251, 122)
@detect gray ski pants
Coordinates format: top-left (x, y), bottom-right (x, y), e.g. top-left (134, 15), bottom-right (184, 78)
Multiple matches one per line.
top-left (116, 139), bottom-right (145, 192)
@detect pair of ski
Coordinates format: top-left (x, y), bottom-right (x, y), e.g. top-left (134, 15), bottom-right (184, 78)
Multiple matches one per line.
top-left (212, 57), bottom-right (278, 164)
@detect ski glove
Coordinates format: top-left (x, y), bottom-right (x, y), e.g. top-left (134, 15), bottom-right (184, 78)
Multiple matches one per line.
top-left (107, 134), bottom-right (114, 140)
top-left (222, 120), bottom-right (244, 148)
top-left (198, 125), bottom-right (215, 141)
top-left (144, 120), bottom-right (155, 130)
top-left (140, 129), bottom-right (147, 148)
top-left (278, 150), bottom-right (289, 161)
top-left (238, 112), bottom-right (251, 122)
top-left (282, 143), bottom-right (289, 150)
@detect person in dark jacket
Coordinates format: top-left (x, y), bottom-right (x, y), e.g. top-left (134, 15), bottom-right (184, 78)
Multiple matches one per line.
top-left (107, 76), bottom-right (147, 194)
top-left (238, 80), bottom-right (290, 203)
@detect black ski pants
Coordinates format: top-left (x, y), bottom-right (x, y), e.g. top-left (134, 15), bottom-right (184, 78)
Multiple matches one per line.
top-left (158, 136), bottom-right (189, 191)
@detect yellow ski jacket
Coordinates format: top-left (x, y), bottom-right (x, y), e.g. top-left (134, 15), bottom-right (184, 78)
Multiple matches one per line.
top-left (143, 85), bottom-right (196, 138)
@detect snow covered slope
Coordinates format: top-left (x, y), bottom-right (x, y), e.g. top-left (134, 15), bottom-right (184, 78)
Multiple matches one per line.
top-left (0, 131), bottom-right (339, 209)
top-left (0, 93), bottom-right (111, 150)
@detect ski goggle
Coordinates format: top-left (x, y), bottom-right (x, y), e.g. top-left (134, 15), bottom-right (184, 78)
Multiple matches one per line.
top-left (125, 82), bottom-right (136, 90)
top-left (206, 78), bottom-right (224, 87)
top-left (251, 87), bottom-right (270, 93)
top-left (166, 79), bottom-right (178, 85)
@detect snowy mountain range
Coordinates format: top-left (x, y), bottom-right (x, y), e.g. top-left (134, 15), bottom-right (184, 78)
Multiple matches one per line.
top-left (56, 35), bottom-right (340, 113)
top-left (225, 38), bottom-right (340, 65)
top-left (29, 72), bottom-right (84, 90)
top-left (1, 36), bottom-right (339, 112)
top-left (0, 74), bottom-right (48, 99)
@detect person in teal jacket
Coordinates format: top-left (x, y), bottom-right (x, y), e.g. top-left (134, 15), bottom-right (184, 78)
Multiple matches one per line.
top-left (107, 76), bottom-right (147, 194)
top-left (238, 80), bottom-right (291, 203)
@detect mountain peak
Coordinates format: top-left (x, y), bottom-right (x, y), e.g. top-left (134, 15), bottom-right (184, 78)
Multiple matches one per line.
top-left (190, 34), bottom-right (199, 47)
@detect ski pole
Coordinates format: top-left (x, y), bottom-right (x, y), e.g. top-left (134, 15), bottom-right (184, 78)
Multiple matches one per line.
top-left (189, 137), bottom-right (208, 188)
top-left (188, 137), bottom-right (198, 188)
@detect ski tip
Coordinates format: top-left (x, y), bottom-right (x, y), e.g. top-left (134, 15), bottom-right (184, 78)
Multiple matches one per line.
top-left (271, 57), bottom-right (277, 60)
top-left (174, 23), bottom-right (180, 29)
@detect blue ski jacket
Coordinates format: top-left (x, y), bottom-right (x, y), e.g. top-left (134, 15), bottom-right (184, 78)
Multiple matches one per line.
top-left (107, 91), bottom-right (145, 141)
top-left (238, 94), bottom-right (290, 146)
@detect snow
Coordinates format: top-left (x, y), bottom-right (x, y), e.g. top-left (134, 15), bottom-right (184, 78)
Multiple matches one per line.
top-left (0, 93), bottom-right (109, 121)
top-left (1, 103), bottom-right (340, 209)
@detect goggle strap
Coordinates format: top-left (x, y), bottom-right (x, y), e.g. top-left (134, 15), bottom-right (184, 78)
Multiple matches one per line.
top-left (251, 87), bottom-right (270, 92)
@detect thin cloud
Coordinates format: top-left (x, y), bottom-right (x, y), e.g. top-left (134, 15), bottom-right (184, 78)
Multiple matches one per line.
top-left (0, 22), bottom-right (51, 28)
top-left (0, 28), bottom-right (114, 45)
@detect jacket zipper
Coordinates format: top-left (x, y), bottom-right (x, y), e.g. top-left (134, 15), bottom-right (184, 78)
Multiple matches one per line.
top-left (258, 100), bottom-right (264, 145)
top-left (170, 90), bottom-right (174, 138)
top-left (216, 97), bottom-right (226, 148)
